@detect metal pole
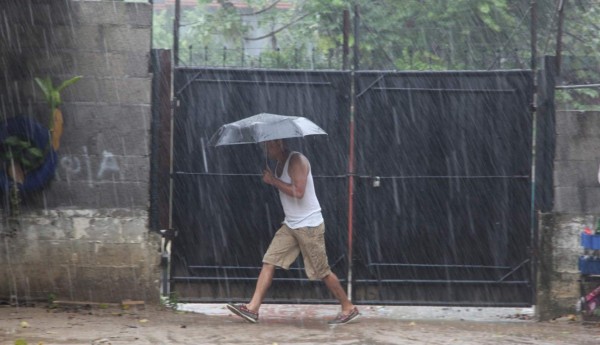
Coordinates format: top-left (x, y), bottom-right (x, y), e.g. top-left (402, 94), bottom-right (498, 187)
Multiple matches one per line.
top-left (353, 5), bottom-right (360, 71)
top-left (343, 9), bottom-right (350, 70)
top-left (529, 0), bottom-right (541, 308)
top-left (530, 0), bottom-right (537, 73)
top-left (173, 0), bottom-right (181, 66)
top-left (346, 3), bottom-right (360, 301)
top-left (555, 0), bottom-right (565, 75)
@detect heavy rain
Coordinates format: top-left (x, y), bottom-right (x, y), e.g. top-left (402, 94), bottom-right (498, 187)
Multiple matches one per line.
top-left (1, 0), bottom-right (600, 344)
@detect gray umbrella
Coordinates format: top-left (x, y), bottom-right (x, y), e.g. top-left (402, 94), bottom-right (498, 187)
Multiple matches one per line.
top-left (208, 113), bottom-right (327, 146)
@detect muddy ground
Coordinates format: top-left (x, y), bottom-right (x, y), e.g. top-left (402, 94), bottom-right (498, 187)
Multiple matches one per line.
top-left (1, 303), bottom-right (599, 345)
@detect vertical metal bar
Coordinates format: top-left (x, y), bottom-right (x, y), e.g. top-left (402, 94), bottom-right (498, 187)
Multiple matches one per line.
top-left (294, 48), bottom-right (299, 68)
top-left (150, 49), bottom-right (173, 295)
top-left (343, 9), bottom-right (350, 70)
top-left (188, 45), bottom-right (193, 66)
top-left (530, 0), bottom-right (537, 73)
top-left (497, 49), bottom-right (502, 69)
top-left (353, 4), bottom-right (360, 70)
top-left (150, 49), bottom-right (160, 232)
top-left (173, 0), bottom-right (181, 66)
top-left (150, 49), bottom-right (173, 233)
top-left (276, 47), bottom-right (281, 67)
top-left (346, 3), bottom-right (360, 301)
top-left (555, 0), bottom-right (565, 75)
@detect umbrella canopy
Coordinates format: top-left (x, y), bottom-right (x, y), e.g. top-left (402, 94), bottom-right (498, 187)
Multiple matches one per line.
top-left (209, 113), bottom-right (327, 146)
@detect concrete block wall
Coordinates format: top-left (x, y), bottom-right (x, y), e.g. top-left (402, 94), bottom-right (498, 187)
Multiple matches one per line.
top-left (0, 0), bottom-right (160, 303)
top-left (537, 110), bottom-right (600, 320)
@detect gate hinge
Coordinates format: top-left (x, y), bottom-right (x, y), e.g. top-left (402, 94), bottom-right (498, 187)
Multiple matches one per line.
top-left (530, 102), bottom-right (537, 112)
top-left (171, 98), bottom-right (180, 109)
top-left (160, 228), bottom-right (178, 241)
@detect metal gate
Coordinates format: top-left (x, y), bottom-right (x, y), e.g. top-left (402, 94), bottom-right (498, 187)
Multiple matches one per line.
top-left (352, 71), bottom-right (533, 305)
top-left (168, 67), bottom-right (534, 306)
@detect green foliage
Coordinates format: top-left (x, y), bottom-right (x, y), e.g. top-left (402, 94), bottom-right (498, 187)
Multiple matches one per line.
top-left (153, 9), bottom-right (173, 49)
top-left (47, 293), bottom-right (58, 309)
top-left (152, 0), bottom-right (600, 84)
top-left (14, 339), bottom-right (27, 345)
top-left (34, 76), bottom-right (82, 108)
top-left (0, 136), bottom-right (44, 172)
top-left (161, 292), bottom-right (179, 310)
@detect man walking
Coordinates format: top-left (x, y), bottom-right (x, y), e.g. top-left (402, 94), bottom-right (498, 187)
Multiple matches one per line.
top-left (226, 139), bottom-right (359, 324)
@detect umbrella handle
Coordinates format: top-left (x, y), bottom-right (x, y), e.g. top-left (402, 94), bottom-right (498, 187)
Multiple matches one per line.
top-left (263, 143), bottom-right (272, 171)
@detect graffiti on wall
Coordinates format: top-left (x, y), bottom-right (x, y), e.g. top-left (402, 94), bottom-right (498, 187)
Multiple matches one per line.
top-left (56, 146), bottom-right (122, 186)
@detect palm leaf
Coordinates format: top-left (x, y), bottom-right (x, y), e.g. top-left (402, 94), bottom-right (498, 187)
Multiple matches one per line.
top-left (57, 76), bottom-right (83, 93)
top-left (34, 77), bottom-right (53, 103)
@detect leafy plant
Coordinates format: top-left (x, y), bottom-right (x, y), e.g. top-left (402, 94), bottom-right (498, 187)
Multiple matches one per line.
top-left (35, 75), bottom-right (82, 150)
top-left (0, 136), bottom-right (44, 173)
top-left (46, 293), bottom-right (58, 309)
top-left (0, 134), bottom-right (45, 218)
top-left (161, 292), bottom-right (179, 310)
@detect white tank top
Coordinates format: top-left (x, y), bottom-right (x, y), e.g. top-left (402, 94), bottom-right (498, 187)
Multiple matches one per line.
top-left (276, 152), bottom-right (323, 229)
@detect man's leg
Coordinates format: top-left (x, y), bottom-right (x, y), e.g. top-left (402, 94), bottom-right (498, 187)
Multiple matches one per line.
top-left (246, 262), bottom-right (275, 312)
top-left (322, 272), bottom-right (355, 313)
top-left (295, 224), bottom-right (356, 314)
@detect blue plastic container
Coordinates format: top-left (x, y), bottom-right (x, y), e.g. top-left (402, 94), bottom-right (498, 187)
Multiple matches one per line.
top-left (595, 236), bottom-right (600, 249)
top-left (581, 233), bottom-right (600, 250)
top-left (579, 256), bottom-right (600, 274)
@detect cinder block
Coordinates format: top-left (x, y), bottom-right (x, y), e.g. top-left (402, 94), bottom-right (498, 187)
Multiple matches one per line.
top-left (553, 160), bottom-right (599, 188)
top-left (41, 181), bottom-right (96, 208)
top-left (69, 265), bottom-right (151, 302)
top-left (71, 1), bottom-right (128, 26)
top-left (31, 2), bottom-right (73, 26)
top-left (69, 1), bottom-right (151, 27)
top-left (554, 187), bottom-right (600, 213)
top-left (84, 77), bottom-right (152, 104)
top-left (99, 244), bottom-right (150, 264)
top-left (71, 216), bottom-right (121, 241)
top-left (121, 218), bottom-right (149, 241)
top-left (125, 2), bottom-right (153, 28)
top-left (68, 50), bottom-right (149, 77)
top-left (102, 26), bottom-right (151, 53)
top-left (95, 181), bottom-right (149, 209)
top-left (21, 218), bottom-right (74, 241)
top-left (70, 51), bottom-right (113, 76)
top-left (61, 103), bottom-right (150, 132)
top-left (43, 179), bottom-right (148, 209)
top-left (69, 25), bottom-right (107, 53)
top-left (556, 110), bottom-right (600, 137)
top-left (553, 251), bottom-right (580, 273)
top-left (112, 156), bottom-right (151, 183)
top-left (555, 134), bottom-right (600, 160)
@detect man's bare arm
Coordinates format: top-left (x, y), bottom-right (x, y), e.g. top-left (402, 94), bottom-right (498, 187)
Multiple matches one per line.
top-left (262, 154), bottom-right (309, 199)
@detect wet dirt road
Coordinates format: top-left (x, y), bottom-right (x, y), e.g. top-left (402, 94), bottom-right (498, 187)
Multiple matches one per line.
top-left (1, 304), bottom-right (599, 345)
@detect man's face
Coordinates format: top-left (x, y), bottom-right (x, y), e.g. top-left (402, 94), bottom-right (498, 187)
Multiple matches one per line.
top-left (264, 140), bottom-right (282, 160)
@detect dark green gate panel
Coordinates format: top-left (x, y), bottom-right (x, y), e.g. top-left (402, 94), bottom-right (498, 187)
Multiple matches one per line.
top-left (352, 71), bottom-right (534, 305)
top-left (170, 68), bottom-right (351, 303)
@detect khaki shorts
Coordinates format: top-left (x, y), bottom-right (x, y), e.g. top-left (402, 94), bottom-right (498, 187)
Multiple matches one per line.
top-left (262, 223), bottom-right (332, 280)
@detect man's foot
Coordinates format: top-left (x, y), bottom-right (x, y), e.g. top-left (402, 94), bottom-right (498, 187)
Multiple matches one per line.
top-left (226, 303), bottom-right (259, 323)
top-left (328, 306), bottom-right (360, 325)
